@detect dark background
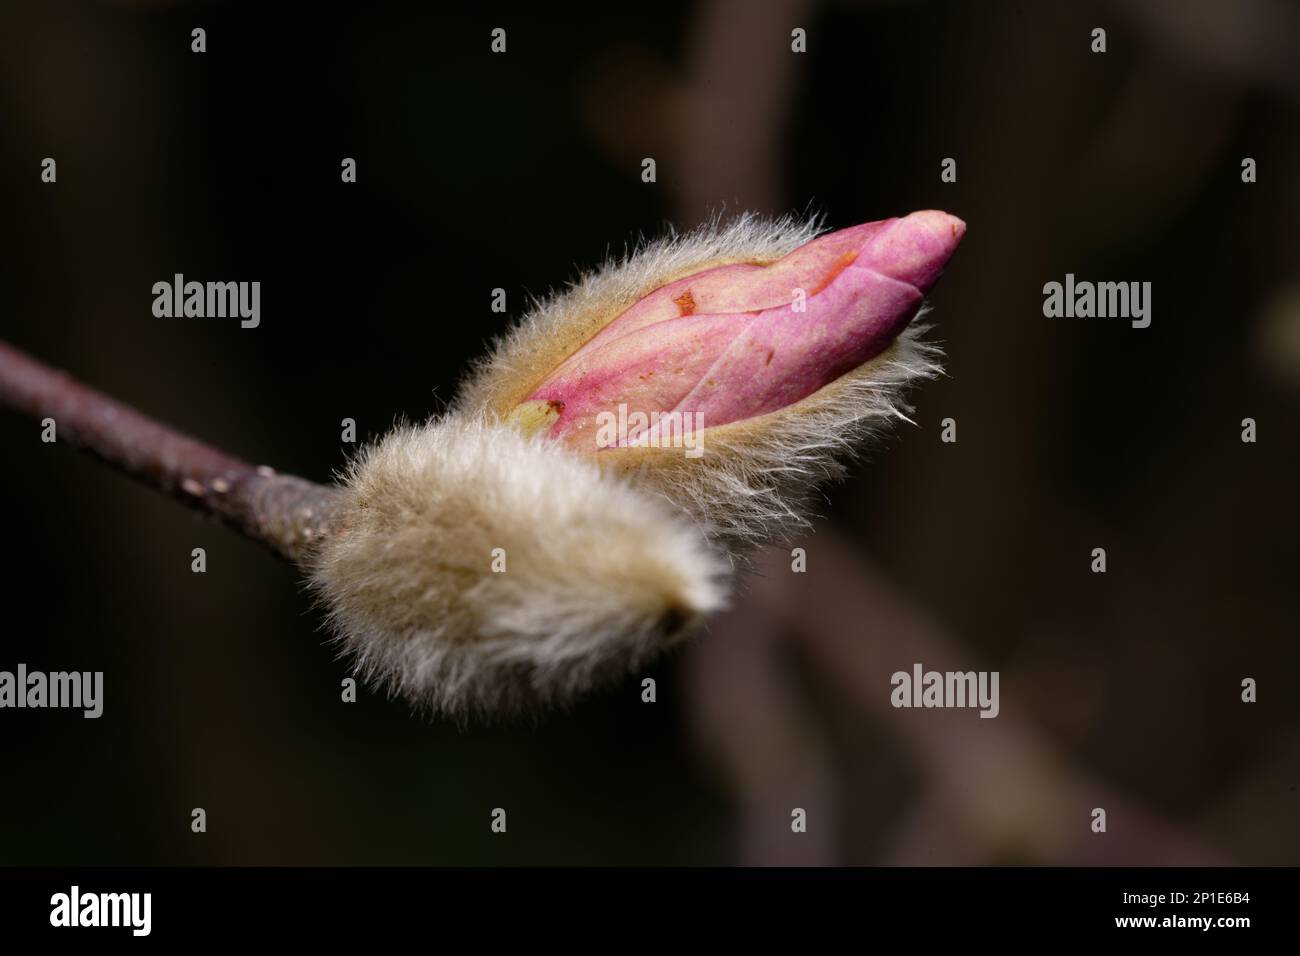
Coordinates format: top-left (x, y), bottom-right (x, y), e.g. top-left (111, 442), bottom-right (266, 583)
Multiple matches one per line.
top-left (0, 0), bottom-right (1296, 865)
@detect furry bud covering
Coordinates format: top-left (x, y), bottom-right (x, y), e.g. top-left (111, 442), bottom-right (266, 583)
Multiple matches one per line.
top-left (309, 416), bottom-right (727, 716)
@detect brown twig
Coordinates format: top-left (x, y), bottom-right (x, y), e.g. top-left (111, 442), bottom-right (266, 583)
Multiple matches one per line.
top-left (0, 339), bottom-right (340, 563)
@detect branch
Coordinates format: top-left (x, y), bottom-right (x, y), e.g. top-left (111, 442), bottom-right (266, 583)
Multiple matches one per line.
top-left (0, 339), bottom-right (340, 563)
top-left (743, 531), bottom-right (1226, 865)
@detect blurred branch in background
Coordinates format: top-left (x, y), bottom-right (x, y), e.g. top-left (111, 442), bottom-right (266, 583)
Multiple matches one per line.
top-left (686, 576), bottom-right (837, 866)
top-left (577, 0), bottom-right (1297, 864)
top-left (581, 0), bottom-right (811, 221)
top-left (740, 530), bottom-right (1225, 865)
top-left (1116, 0), bottom-right (1300, 103)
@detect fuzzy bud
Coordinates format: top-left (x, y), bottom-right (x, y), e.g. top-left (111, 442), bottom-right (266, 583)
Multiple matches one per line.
top-left (310, 417), bottom-right (727, 716)
top-left (517, 211), bottom-right (964, 449)
top-left (463, 211), bottom-right (965, 545)
top-left (314, 213), bottom-right (964, 716)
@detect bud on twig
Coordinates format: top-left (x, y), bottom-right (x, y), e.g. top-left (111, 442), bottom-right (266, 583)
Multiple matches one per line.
top-left (2, 211), bottom-right (965, 717)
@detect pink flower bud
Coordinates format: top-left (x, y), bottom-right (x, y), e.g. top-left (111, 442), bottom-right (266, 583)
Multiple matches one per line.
top-left (515, 210), bottom-right (965, 449)
top-left (312, 211), bottom-right (967, 715)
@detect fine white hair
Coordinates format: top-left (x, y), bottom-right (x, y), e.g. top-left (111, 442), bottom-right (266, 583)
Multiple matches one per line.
top-left (309, 415), bottom-right (727, 717)
top-left (459, 213), bottom-right (942, 549)
top-left (314, 214), bottom-right (944, 716)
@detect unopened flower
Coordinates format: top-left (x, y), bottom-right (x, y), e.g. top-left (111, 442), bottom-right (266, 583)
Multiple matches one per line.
top-left (463, 210), bottom-right (965, 544)
top-left (312, 211), bottom-right (965, 715)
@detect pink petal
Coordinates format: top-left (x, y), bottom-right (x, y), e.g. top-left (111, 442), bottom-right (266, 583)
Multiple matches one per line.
top-left (525, 210), bottom-right (965, 449)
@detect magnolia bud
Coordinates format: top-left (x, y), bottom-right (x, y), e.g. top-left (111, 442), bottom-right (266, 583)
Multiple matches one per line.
top-left (314, 212), bottom-right (965, 715)
top-left (465, 211), bottom-right (965, 544)
top-left (517, 211), bottom-right (963, 448)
